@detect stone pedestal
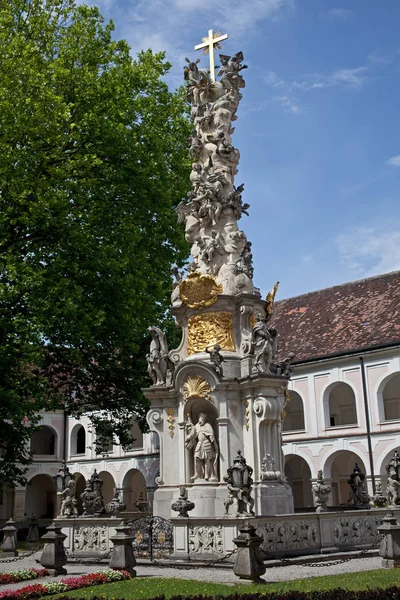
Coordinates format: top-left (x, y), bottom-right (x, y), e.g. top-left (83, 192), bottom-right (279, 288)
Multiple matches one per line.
top-left (378, 511), bottom-right (400, 568)
top-left (40, 522), bottom-right (67, 576)
top-left (145, 306), bottom-right (294, 521)
top-left (233, 522), bottom-right (266, 582)
top-left (109, 521), bottom-right (136, 577)
top-left (254, 481), bottom-right (294, 516)
top-left (1, 519), bottom-right (18, 557)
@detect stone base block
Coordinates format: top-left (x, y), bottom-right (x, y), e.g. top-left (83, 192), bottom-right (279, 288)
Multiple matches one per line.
top-left (1, 551), bottom-right (18, 558)
top-left (382, 558), bottom-right (400, 568)
top-left (254, 481), bottom-right (294, 515)
top-left (154, 484), bottom-right (228, 520)
top-left (46, 567), bottom-right (68, 576)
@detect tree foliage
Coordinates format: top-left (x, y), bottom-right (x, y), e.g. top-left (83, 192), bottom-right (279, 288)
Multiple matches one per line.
top-left (0, 0), bottom-right (191, 486)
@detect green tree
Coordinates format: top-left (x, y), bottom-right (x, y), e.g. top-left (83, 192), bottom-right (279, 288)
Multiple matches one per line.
top-left (0, 0), bottom-right (191, 487)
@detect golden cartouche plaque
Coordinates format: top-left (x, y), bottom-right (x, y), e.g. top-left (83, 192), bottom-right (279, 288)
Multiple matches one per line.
top-left (179, 272), bottom-right (222, 309)
top-left (187, 311), bottom-right (235, 355)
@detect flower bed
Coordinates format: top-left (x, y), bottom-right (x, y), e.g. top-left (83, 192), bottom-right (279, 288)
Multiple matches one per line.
top-left (0, 570), bottom-right (130, 600)
top-left (0, 571), bottom-right (49, 586)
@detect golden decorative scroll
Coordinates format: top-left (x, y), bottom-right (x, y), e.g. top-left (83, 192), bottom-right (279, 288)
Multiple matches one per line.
top-left (187, 312), bottom-right (235, 355)
top-left (183, 376), bottom-right (213, 403)
top-left (166, 407), bottom-right (175, 438)
top-left (281, 388), bottom-right (290, 423)
top-left (265, 281), bottom-right (279, 320)
top-left (179, 273), bottom-right (222, 309)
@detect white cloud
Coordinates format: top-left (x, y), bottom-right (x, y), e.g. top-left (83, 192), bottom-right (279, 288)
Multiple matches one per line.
top-left (98, 0), bottom-right (296, 74)
top-left (387, 155), bottom-right (400, 167)
top-left (293, 66), bottom-right (368, 91)
top-left (326, 8), bottom-right (354, 20)
top-left (278, 95), bottom-right (301, 114)
top-left (337, 227), bottom-right (400, 277)
top-left (265, 71), bottom-right (284, 87)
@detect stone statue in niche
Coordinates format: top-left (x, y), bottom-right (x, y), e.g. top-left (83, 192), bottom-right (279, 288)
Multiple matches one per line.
top-left (146, 326), bottom-right (174, 386)
top-left (57, 480), bottom-right (78, 518)
top-left (251, 313), bottom-right (278, 375)
top-left (185, 413), bottom-right (218, 482)
top-left (206, 344), bottom-right (225, 377)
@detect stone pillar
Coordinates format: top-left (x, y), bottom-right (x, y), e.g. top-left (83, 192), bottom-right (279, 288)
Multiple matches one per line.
top-left (109, 521), bottom-right (136, 577)
top-left (1, 519), bottom-right (18, 557)
top-left (26, 515), bottom-right (40, 548)
top-left (378, 511), bottom-right (400, 568)
top-left (233, 522), bottom-right (266, 583)
top-left (40, 521), bottom-right (68, 576)
top-left (13, 488), bottom-right (26, 521)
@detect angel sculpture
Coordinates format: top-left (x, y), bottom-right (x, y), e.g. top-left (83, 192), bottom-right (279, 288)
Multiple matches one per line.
top-left (218, 52), bottom-right (247, 91)
top-left (146, 326), bottom-right (174, 386)
top-left (184, 57), bottom-right (212, 105)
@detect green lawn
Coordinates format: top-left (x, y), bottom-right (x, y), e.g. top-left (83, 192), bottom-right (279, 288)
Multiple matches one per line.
top-left (53, 569), bottom-right (400, 599)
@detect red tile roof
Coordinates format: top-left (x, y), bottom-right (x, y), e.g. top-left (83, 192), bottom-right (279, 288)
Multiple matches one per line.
top-left (270, 270), bottom-right (400, 362)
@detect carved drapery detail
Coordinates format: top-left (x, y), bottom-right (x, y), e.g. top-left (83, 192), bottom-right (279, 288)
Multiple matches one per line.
top-left (187, 312), bottom-right (235, 355)
top-left (256, 520), bottom-right (320, 552)
top-left (183, 376), bottom-right (213, 402)
top-left (188, 525), bottom-right (223, 554)
top-left (73, 526), bottom-right (107, 552)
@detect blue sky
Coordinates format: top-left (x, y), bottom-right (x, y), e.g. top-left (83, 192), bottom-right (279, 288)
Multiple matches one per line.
top-left (89, 0), bottom-right (400, 301)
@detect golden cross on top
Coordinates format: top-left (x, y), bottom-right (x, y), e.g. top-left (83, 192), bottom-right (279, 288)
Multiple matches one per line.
top-left (194, 29), bottom-right (228, 82)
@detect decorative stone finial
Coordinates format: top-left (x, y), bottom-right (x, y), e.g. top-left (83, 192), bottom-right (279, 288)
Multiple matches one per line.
top-left (171, 486), bottom-right (195, 518)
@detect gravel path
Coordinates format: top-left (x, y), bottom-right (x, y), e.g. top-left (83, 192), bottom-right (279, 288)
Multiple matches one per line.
top-left (0, 551), bottom-right (383, 590)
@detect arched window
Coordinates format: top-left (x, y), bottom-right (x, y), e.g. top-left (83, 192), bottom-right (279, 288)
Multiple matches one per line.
top-left (326, 382), bottom-right (357, 427)
top-left (382, 373), bottom-right (400, 421)
top-left (282, 391), bottom-right (305, 432)
top-left (30, 426), bottom-right (56, 456)
top-left (126, 420), bottom-right (144, 451)
top-left (76, 426), bottom-right (86, 454)
top-left (70, 424), bottom-right (86, 456)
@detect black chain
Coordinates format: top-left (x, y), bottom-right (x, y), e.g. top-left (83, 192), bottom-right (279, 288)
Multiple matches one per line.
top-left (148, 547), bottom-right (238, 570)
top-left (0, 548), bottom-right (41, 564)
top-left (260, 539), bottom-right (380, 568)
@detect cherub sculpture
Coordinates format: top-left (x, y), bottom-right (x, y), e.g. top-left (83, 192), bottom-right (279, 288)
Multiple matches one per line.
top-left (206, 344), bottom-right (225, 377)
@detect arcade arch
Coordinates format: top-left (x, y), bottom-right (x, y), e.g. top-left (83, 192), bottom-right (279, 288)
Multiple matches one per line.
top-left (283, 391), bottom-right (305, 432)
top-left (324, 450), bottom-right (366, 506)
top-left (72, 473), bottom-right (86, 514)
top-left (97, 471), bottom-right (115, 506)
top-left (284, 454), bottom-right (313, 509)
top-left (122, 469), bottom-right (147, 511)
top-left (25, 475), bottom-right (56, 518)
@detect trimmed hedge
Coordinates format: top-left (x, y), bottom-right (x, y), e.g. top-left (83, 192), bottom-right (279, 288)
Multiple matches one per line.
top-left (49, 589), bottom-right (400, 600)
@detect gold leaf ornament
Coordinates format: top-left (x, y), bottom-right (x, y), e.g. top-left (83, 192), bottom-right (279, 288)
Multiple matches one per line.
top-left (183, 376), bottom-right (213, 402)
top-left (187, 312), bottom-right (235, 355)
top-left (179, 273), bottom-right (222, 309)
